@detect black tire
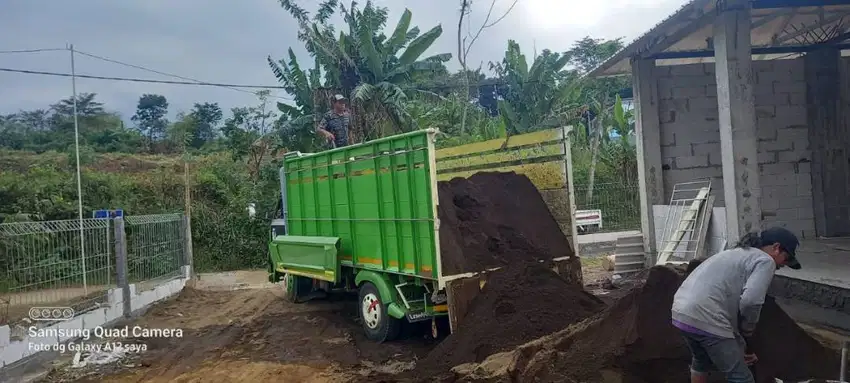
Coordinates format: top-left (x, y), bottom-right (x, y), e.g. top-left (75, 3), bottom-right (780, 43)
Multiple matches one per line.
top-left (358, 282), bottom-right (401, 342)
top-left (283, 274), bottom-right (313, 303)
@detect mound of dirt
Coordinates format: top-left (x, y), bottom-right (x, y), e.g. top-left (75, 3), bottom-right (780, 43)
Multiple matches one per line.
top-left (437, 172), bottom-right (574, 275)
top-left (453, 265), bottom-right (841, 383)
top-left (416, 262), bottom-right (605, 376)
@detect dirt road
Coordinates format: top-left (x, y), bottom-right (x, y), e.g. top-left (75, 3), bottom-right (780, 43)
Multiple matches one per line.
top-left (41, 287), bottom-right (436, 383)
top-left (32, 260), bottom-right (615, 383)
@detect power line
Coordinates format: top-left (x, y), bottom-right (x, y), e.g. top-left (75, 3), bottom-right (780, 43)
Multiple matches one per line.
top-left (0, 48), bottom-right (67, 54)
top-left (0, 65), bottom-right (596, 96)
top-left (73, 49), bottom-right (293, 100)
top-left (0, 66), bottom-right (294, 99)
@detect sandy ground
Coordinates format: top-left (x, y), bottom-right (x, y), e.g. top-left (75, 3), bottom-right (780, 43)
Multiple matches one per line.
top-left (32, 263), bottom-right (612, 383)
top-left (34, 262), bottom-right (844, 383)
top-left (38, 283), bottom-right (437, 383)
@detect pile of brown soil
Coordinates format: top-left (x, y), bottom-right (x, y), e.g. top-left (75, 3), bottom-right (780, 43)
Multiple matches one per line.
top-left (437, 172), bottom-right (574, 275)
top-left (415, 262), bottom-right (605, 376)
top-left (747, 296), bottom-right (842, 382)
top-left (456, 265), bottom-right (841, 383)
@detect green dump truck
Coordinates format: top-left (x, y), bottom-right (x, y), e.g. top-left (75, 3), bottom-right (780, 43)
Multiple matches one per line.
top-left (268, 128), bottom-right (577, 342)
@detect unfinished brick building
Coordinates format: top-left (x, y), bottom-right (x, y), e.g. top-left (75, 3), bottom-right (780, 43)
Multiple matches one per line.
top-left (589, 0), bottom-right (850, 318)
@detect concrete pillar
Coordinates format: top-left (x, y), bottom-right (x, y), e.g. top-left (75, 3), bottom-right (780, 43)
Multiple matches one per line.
top-left (631, 58), bottom-right (664, 265)
top-left (807, 47), bottom-right (850, 237)
top-left (713, 0), bottom-right (761, 240)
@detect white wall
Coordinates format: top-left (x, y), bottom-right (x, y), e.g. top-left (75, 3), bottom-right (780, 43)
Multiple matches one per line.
top-left (0, 268), bottom-right (189, 368)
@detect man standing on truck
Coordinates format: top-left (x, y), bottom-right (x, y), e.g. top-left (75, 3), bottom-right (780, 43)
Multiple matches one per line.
top-left (317, 94), bottom-right (350, 148)
top-left (671, 226), bottom-right (801, 383)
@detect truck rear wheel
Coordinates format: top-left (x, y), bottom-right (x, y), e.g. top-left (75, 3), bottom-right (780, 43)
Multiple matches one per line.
top-left (358, 282), bottom-right (401, 342)
top-left (282, 274), bottom-right (312, 303)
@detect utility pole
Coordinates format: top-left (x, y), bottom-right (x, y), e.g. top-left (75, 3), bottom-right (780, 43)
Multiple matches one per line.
top-left (69, 43), bottom-right (88, 295)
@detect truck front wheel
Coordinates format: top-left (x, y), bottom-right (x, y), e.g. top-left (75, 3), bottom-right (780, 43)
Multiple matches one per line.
top-left (358, 282), bottom-right (401, 342)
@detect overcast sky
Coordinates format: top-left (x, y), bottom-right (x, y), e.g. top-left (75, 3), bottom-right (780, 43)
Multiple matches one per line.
top-left (0, 0), bottom-right (683, 122)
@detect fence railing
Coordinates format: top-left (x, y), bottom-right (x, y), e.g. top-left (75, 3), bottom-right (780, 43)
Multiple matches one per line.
top-left (0, 218), bottom-right (113, 326)
top-left (125, 214), bottom-right (185, 285)
top-left (0, 214), bottom-right (187, 327)
top-left (573, 182), bottom-right (641, 233)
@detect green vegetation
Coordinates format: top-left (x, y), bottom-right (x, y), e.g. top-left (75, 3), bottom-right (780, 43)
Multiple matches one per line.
top-left (1, 0), bottom-right (639, 272)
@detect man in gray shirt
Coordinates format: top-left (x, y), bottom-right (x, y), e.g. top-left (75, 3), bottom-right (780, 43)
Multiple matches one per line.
top-left (671, 226), bottom-right (801, 383)
top-left (317, 94), bottom-right (350, 148)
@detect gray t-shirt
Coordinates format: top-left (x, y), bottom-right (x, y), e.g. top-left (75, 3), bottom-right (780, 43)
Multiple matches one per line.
top-left (318, 111), bottom-right (350, 147)
top-left (671, 247), bottom-right (776, 339)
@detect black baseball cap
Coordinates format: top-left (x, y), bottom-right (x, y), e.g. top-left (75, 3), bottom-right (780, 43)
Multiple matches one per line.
top-left (760, 227), bottom-right (801, 269)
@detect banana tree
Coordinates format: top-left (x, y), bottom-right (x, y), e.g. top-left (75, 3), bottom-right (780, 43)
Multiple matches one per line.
top-left (583, 94), bottom-right (636, 203)
top-left (597, 94), bottom-right (638, 183)
top-left (491, 40), bottom-right (582, 147)
top-left (277, 0), bottom-right (452, 141)
top-left (267, 48), bottom-right (325, 152)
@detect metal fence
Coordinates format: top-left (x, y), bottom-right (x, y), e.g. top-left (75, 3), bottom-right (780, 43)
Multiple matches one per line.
top-left (125, 214), bottom-right (185, 288)
top-left (0, 214), bottom-right (187, 326)
top-left (573, 182), bottom-right (641, 233)
top-left (0, 218), bottom-right (113, 326)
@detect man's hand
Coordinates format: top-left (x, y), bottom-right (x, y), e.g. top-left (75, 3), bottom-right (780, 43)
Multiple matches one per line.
top-left (744, 353), bottom-right (758, 365)
top-left (318, 129), bottom-right (334, 142)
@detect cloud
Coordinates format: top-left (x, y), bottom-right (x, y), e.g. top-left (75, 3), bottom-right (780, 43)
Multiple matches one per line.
top-left (0, 0), bottom-right (683, 122)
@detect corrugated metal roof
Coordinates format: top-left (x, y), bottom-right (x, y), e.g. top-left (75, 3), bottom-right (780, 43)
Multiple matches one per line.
top-left (588, 1), bottom-right (850, 78)
top-left (587, 0), bottom-right (712, 78)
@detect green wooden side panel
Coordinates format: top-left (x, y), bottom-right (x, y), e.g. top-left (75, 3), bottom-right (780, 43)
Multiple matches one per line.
top-left (269, 235), bottom-right (340, 282)
top-left (283, 130), bottom-right (439, 280)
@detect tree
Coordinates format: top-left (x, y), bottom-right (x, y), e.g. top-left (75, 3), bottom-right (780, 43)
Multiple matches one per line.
top-left (267, 49), bottom-right (325, 152)
top-left (456, 0), bottom-right (518, 133)
top-left (188, 102), bottom-right (223, 148)
top-left (561, 37), bottom-right (634, 200)
top-left (222, 90), bottom-right (279, 181)
top-left (166, 112), bottom-right (195, 154)
top-left (131, 94), bottom-right (170, 150)
top-left (564, 37), bottom-right (624, 74)
top-left (50, 93), bottom-right (104, 118)
top-left (16, 110), bottom-right (51, 132)
top-left (276, 0), bottom-right (452, 140)
top-left (490, 40), bottom-right (581, 139)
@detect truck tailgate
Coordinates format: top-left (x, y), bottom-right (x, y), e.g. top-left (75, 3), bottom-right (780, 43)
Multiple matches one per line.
top-left (269, 235), bottom-right (341, 282)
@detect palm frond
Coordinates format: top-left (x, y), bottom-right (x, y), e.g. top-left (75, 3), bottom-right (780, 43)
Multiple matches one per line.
top-left (399, 25), bottom-right (443, 66)
top-left (352, 83), bottom-right (376, 101)
top-left (386, 9), bottom-right (412, 55)
top-left (315, 0), bottom-right (339, 23)
top-left (356, 19), bottom-right (384, 81)
top-left (405, 27), bottom-right (420, 43)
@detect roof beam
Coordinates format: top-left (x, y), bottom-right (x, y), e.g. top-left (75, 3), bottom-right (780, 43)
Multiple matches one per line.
top-left (770, 11), bottom-right (798, 44)
top-left (638, 13), bottom-right (716, 59)
top-left (752, 10), bottom-right (792, 30)
top-left (651, 42), bottom-right (850, 59)
top-left (753, 0), bottom-right (850, 9)
top-left (774, 11), bottom-right (850, 44)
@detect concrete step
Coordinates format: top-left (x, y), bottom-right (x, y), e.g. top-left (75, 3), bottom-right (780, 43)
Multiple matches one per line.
top-left (616, 234), bottom-right (644, 246)
top-left (615, 244), bottom-right (645, 254)
top-left (614, 261), bottom-right (646, 274)
top-left (615, 253), bottom-right (645, 263)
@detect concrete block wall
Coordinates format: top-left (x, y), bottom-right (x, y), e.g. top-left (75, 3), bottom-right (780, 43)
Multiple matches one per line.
top-left (754, 59), bottom-right (814, 238)
top-left (655, 58), bottom-right (815, 238)
top-left (0, 268), bottom-right (189, 368)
